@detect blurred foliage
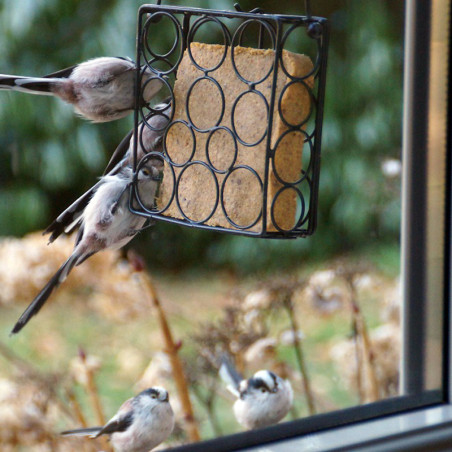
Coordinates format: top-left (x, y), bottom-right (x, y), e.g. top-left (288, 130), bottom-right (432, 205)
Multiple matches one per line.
top-left (0, 0), bottom-right (404, 272)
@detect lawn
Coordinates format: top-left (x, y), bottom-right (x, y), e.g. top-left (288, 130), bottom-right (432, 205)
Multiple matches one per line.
top-left (0, 233), bottom-right (401, 450)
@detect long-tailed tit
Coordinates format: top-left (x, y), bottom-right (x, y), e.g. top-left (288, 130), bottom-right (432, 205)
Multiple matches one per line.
top-left (61, 387), bottom-right (175, 452)
top-left (44, 100), bottom-right (172, 244)
top-left (0, 56), bottom-right (163, 122)
top-left (219, 356), bottom-right (293, 430)
top-left (10, 156), bottom-right (163, 335)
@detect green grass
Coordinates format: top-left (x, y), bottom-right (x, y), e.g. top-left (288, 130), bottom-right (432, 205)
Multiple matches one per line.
top-left (0, 247), bottom-right (400, 448)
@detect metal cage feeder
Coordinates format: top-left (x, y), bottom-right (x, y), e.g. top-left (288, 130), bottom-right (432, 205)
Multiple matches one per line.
top-left (130, 1), bottom-right (329, 238)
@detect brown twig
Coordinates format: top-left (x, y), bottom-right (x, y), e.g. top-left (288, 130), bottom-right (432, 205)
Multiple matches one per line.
top-left (78, 348), bottom-right (112, 452)
top-left (129, 251), bottom-right (201, 443)
top-left (351, 320), bottom-right (364, 403)
top-left (78, 348), bottom-right (106, 426)
top-left (344, 274), bottom-right (380, 402)
top-left (65, 388), bottom-right (88, 428)
top-left (283, 296), bottom-right (316, 415)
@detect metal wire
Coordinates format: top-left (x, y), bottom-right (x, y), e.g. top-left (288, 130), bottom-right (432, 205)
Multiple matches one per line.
top-left (131, 3), bottom-right (329, 238)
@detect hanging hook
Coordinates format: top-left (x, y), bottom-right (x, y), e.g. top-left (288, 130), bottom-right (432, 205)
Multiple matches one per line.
top-left (304, 0), bottom-right (323, 39)
top-left (304, 0), bottom-right (312, 19)
top-left (234, 3), bottom-right (264, 14)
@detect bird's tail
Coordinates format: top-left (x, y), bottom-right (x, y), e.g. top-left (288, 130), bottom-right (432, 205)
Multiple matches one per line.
top-left (0, 75), bottom-right (28, 89)
top-left (10, 253), bottom-right (80, 335)
top-left (0, 75), bottom-right (61, 95)
top-left (219, 353), bottom-right (243, 397)
top-left (60, 427), bottom-right (102, 438)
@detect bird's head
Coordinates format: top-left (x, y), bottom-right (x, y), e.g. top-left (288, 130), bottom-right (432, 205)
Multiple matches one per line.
top-left (137, 387), bottom-right (170, 408)
top-left (239, 370), bottom-right (279, 399)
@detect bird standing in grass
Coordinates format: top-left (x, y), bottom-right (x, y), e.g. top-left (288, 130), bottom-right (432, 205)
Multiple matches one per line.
top-left (61, 387), bottom-right (175, 452)
top-left (0, 56), bottom-right (163, 122)
top-left (220, 355), bottom-right (293, 430)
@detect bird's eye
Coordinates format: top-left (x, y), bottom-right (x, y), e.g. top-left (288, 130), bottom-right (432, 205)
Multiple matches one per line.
top-left (151, 394), bottom-right (157, 399)
top-left (260, 388), bottom-right (267, 393)
top-left (141, 168), bottom-right (150, 176)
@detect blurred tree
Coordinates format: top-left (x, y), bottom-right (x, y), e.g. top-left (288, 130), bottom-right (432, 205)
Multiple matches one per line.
top-left (0, 0), bottom-right (404, 272)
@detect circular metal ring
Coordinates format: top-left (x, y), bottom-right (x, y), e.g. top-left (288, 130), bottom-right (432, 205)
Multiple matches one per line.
top-left (295, 175), bottom-right (313, 228)
top-left (186, 76), bottom-right (225, 132)
top-left (270, 185), bottom-right (305, 233)
top-left (231, 19), bottom-right (276, 85)
top-left (143, 12), bottom-right (182, 60)
top-left (231, 89), bottom-right (269, 147)
top-left (133, 151), bottom-right (175, 215)
top-left (205, 126), bottom-right (238, 174)
top-left (139, 73), bottom-right (169, 107)
top-left (271, 129), bottom-right (313, 185)
top-left (140, 84), bottom-right (174, 132)
top-left (187, 16), bottom-right (231, 73)
top-left (175, 161), bottom-right (219, 224)
top-left (164, 120), bottom-right (196, 167)
top-left (220, 165), bottom-right (263, 230)
top-left (279, 22), bottom-right (321, 80)
top-left (277, 79), bottom-right (315, 129)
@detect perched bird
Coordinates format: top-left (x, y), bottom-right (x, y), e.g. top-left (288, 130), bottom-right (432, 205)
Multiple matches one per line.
top-left (0, 56), bottom-right (163, 122)
top-left (219, 355), bottom-right (293, 430)
top-left (61, 387), bottom-right (175, 452)
top-left (44, 100), bottom-right (172, 244)
top-left (10, 156), bottom-right (163, 335)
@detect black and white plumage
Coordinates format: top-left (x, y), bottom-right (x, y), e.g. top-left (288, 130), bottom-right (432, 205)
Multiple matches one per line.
top-left (220, 356), bottom-right (293, 430)
top-left (61, 387), bottom-right (175, 452)
top-left (10, 157), bottom-right (163, 335)
top-left (0, 56), bottom-right (163, 122)
top-left (43, 100), bottom-right (171, 244)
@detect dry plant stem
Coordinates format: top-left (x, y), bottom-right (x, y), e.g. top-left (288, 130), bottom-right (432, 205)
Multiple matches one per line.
top-left (347, 280), bottom-right (380, 402)
top-left (283, 297), bottom-right (316, 415)
top-left (139, 271), bottom-right (201, 442)
top-left (85, 365), bottom-right (106, 426)
top-left (351, 321), bottom-right (365, 403)
top-left (66, 389), bottom-right (88, 428)
top-left (79, 352), bottom-right (112, 452)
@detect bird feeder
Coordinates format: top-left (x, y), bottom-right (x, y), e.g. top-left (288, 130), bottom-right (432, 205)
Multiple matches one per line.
top-left (131, 1), bottom-right (329, 238)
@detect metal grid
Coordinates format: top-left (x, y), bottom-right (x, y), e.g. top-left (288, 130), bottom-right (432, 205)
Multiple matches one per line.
top-left (130, 2), bottom-right (329, 238)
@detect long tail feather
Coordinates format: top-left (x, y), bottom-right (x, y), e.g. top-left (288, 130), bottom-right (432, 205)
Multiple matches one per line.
top-left (10, 253), bottom-right (80, 335)
top-left (0, 75), bottom-right (29, 89)
top-left (60, 427), bottom-right (102, 437)
top-left (10, 77), bottom-right (63, 95)
top-left (219, 353), bottom-right (243, 395)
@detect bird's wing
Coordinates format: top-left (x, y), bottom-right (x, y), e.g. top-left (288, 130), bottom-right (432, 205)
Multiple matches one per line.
top-left (94, 401), bottom-right (134, 438)
top-left (43, 185), bottom-right (98, 243)
top-left (103, 127), bottom-right (134, 175)
top-left (219, 354), bottom-right (243, 397)
top-left (43, 64), bottom-right (78, 79)
top-left (60, 426), bottom-right (102, 437)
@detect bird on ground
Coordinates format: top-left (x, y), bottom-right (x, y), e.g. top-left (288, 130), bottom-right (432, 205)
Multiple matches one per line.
top-left (61, 387), bottom-right (175, 452)
top-left (219, 355), bottom-right (293, 430)
top-left (0, 56), bottom-right (164, 122)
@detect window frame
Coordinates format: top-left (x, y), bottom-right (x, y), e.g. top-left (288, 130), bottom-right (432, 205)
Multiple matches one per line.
top-left (169, 0), bottom-right (452, 450)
